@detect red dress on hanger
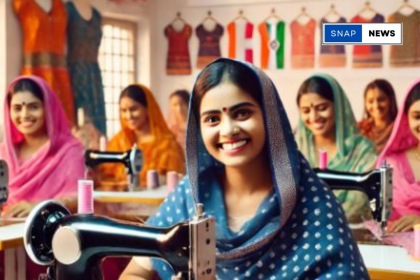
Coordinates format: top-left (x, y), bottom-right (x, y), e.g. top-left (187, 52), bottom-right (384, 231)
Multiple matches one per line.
top-left (13, 0), bottom-right (75, 125)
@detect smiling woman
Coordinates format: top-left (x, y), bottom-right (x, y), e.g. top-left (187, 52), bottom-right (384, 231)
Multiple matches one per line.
top-left (0, 75), bottom-right (85, 217)
top-left (295, 74), bottom-right (377, 224)
top-left (377, 80), bottom-right (420, 233)
top-left (359, 79), bottom-right (398, 154)
top-left (119, 58), bottom-right (370, 280)
top-left (98, 84), bottom-right (185, 189)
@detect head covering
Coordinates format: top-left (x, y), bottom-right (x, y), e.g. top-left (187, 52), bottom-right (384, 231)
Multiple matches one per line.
top-left (295, 74), bottom-right (377, 222)
top-left (102, 84), bottom-right (185, 187)
top-left (358, 119), bottom-right (394, 154)
top-left (0, 75), bottom-right (84, 205)
top-left (146, 59), bottom-right (369, 279)
top-left (377, 79), bottom-right (420, 220)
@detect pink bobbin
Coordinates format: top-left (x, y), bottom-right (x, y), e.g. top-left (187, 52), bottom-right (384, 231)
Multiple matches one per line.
top-left (319, 150), bottom-right (328, 170)
top-left (78, 180), bottom-right (94, 214)
top-left (167, 171), bottom-right (179, 193)
top-left (147, 170), bottom-right (159, 190)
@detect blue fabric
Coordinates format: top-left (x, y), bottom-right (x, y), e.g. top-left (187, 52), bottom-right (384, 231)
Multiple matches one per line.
top-left (146, 58), bottom-right (369, 280)
top-left (66, 2), bottom-right (107, 135)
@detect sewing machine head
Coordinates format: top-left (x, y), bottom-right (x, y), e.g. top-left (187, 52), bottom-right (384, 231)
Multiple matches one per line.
top-left (84, 145), bottom-right (143, 190)
top-left (314, 161), bottom-right (393, 236)
top-left (24, 200), bottom-right (215, 280)
top-left (0, 160), bottom-right (8, 210)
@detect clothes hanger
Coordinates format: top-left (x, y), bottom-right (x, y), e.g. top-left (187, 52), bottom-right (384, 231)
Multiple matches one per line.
top-left (264, 8), bottom-right (281, 22)
top-left (171, 12), bottom-right (186, 25)
top-left (323, 4), bottom-right (342, 22)
top-left (294, 6), bottom-right (312, 23)
top-left (357, 1), bottom-right (378, 17)
top-left (398, 0), bottom-right (416, 13)
top-left (233, 9), bottom-right (250, 22)
top-left (202, 10), bottom-right (216, 24)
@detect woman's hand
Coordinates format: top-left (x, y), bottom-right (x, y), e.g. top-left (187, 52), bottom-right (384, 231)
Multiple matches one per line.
top-left (3, 201), bottom-right (37, 218)
top-left (387, 214), bottom-right (420, 233)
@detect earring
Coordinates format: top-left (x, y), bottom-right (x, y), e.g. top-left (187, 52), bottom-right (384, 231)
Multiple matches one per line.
top-left (232, 127), bottom-right (240, 135)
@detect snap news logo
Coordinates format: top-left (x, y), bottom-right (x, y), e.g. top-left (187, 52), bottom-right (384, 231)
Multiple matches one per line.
top-left (322, 23), bottom-right (402, 45)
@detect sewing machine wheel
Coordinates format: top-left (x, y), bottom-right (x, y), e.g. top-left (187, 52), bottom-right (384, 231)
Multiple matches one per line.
top-left (24, 200), bottom-right (71, 265)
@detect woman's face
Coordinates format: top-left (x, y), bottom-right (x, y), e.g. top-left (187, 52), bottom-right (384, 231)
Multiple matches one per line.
top-left (408, 99), bottom-right (420, 142)
top-left (299, 93), bottom-right (335, 137)
top-left (199, 81), bottom-right (266, 168)
top-left (170, 95), bottom-right (188, 120)
top-left (120, 96), bottom-right (149, 131)
top-left (10, 91), bottom-right (46, 137)
top-left (365, 87), bottom-right (391, 121)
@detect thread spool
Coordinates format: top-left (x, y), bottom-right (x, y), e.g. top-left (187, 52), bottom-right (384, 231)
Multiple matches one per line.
top-left (99, 136), bottom-right (107, 151)
top-left (147, 170), bottom-right (159, 190)
top-left (77, 108), bottom-right (84, 127)
top-left (78, 180), bottom-right (94, 214)
top-left (413, 224), bottom-right (420, 260)
top-left (167, 171), bottom-right (179, 193)
top-left (319, 150), bottom-right (328, 170)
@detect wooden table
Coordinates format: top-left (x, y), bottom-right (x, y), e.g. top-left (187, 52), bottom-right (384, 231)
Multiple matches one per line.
top-left (0, 222), bottom-right (26, 280)
top-left (359, 244), bottom-right (420, 280)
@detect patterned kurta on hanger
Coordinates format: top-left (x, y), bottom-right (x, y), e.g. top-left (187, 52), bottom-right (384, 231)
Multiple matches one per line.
top-left (13, 0), bottom-right (75, 125)
top-left (259, 20), bottom-right (285, 69)
top-left (388, 10), bottom-right (420, 67)
top-left (196, 23), bottom-right (224, 69)
top-left (227, 20), bottom-right (254, 63)
top-left (290, 18), bottom-right (316, 68)
top-left (66, 2), bottom-right (107, 135)
top-left (319, 17), bottom-right (346, 68)
top-left (351, 14), bottom-right (384, 68)
top-left (164, 23), bottom-right (192, 75)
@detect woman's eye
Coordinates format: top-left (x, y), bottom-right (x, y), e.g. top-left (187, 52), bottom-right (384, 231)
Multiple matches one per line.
top-left (234, 109), bottom-right (251, 119)
top-left (204, 115), bottom-right (220, 124)
top-left (317, 105), bottom-right (328, 111)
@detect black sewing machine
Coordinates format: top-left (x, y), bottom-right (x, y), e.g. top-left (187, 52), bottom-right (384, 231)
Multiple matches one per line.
top-left (24, 200), bottom-right (215, 280)
top-left (314, 161), bottom-right (393, 236)
top-left (84, 145), bottom-right (143, 191)
top-left (0, 160), bottom-right (8, 209)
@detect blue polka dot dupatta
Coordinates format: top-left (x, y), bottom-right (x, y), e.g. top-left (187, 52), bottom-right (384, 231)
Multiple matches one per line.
top-left (147, 58), bottom-right (370, 280)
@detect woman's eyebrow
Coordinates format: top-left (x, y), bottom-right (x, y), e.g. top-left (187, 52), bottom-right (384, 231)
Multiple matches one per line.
top-left (201, 102), bottom-right (255, 117)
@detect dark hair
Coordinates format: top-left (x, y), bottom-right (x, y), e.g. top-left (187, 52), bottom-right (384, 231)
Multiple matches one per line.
top-left (192, 60), bottom-right (262, 120)
top-left (170, 90), bottom-right (190, 105)
top-left (9, 78), bottom-right (44, 105)
top-left (120, 85), bottom-right (148, 108)
top-left (404, 82), bottom-right (420, 114)
top-left (296, 76), bottom-right (334, 105)
top-left (363, 79), bottom-right (398, 120)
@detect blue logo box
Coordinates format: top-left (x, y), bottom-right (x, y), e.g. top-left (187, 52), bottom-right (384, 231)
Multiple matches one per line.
top-left (324, 24), bottom-right (362, 43)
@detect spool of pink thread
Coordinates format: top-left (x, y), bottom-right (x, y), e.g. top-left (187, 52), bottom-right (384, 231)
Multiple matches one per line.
top-left (78, 180), bottom-right (94, 214)
top-left (413, 224), bottom-right (420, 260)
top-left (319, 150), bottom-right (328, 170)
top-left (167, 171), bottom-right (179, 193)
top-left (147, 170), bottom-right (159, 190)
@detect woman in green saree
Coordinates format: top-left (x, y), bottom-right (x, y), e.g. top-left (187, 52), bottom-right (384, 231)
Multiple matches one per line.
top-left (296, 74), bottom-right (377, 223)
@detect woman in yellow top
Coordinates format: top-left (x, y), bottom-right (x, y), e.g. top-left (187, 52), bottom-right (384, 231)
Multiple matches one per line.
top-left (99, 84), bottom-right (185, 189)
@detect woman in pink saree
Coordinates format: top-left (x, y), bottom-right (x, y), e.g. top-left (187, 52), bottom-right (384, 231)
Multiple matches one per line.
top-left (377, 79), bottom-right (420, 232)
top-left (0, 75), bottom-right (84, 217)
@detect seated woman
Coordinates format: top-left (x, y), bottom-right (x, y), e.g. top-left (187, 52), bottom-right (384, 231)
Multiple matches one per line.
top-left (0, 75), bottom-right (84, 217)
top-left (167, 89), bottom-right (190, 152)
top-left (98, 84), bottom-right (185, 190)
top-left (358, 79), bottom-right (398, 154)
top-left (295, 74), bottom-right (377, 223)
top-left (119, 59), bottom-right (369, 280)
top-left (378, 80), bottom-right (420, 233)
top-left (0, 75), bottom-right (84, 280)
